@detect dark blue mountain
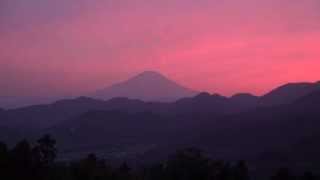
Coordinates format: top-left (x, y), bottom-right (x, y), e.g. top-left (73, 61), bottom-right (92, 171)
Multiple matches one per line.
top-left (259, 81), bottom-right (320, 106)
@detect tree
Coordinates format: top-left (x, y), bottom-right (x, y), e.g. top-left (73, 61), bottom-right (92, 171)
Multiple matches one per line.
top-left (217, 162), bottom-right (233, 180)
top-left (117, 162), bottom-right (132, 180)
top-left (36, 134), bottom-right (57, 166)
top-left (233, 160), bottom-right (250, 180)
top-left (208, 160), bottom-right (227, 180)
top-left (9, 139), bottom-right (34, 179)
top-left (143, 163), bottom-right (166, 180)
top-left (301, 172), bottom-right (316, 180)
top-left (0, 141), bottom-right (8, 162)
top-left (72, 153), bottom-right (112, 180)
top-left (271, 168), bottom-right (294, 180)
top-left (166, 148), bottom-right (211, 180)
top-left (0, 142), bottom-right (9, 179)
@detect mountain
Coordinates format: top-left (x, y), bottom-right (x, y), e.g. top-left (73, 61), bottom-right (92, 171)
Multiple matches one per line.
top-left (44, 89), bottom-right (320, 169)
top-left (172, 92), bottom-right (260, 115)
top-left (2, 80), bottom-right (319, 132)
top-left (230, 93), bottom-right (258, 103)
top-left (0, 96), bottom-right (160, 130)
top-left (259, 81), bottom-right (320, 106)
top-left (229, 93), bottom-right (259, 109)
top-left (0, 96), bottom-right (62, 109)
top-left (46, 111), bottom-right (174, 157)
top-left (295, 89), bottom-right (320, 105)
top-left (0, 92), bottom-right (255, 130)
top-left (173, 92), bottom-right (230, 115)
top-left (93, 71), bottom-right (198, 102)
top-left (189, 94), bottom-right (320, 173)
top-left (2, 80), bottom-right (320, 171)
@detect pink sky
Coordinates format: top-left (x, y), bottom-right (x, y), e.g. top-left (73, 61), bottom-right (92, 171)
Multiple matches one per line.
top-left (1, 0), bottom-right (320, 97)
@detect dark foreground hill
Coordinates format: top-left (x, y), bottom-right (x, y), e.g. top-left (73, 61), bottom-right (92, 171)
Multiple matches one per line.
top-left (44, 90), bottom-right (320, 170)
top-left (259, 81), bottom-right (320, 106)
top-left (1, 80), bottom-right (319, 129)
top-left (0, 81), bottom-right (320, 173)
top-left (0, 92), bottom-right (261, 130)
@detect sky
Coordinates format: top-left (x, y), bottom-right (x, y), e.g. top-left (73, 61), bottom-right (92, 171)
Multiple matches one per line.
top-left (1, 0), bottom-right (320, 97)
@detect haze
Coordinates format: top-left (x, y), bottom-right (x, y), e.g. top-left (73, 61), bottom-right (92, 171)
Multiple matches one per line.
top-left (1, 0), bottom-right (320, 97)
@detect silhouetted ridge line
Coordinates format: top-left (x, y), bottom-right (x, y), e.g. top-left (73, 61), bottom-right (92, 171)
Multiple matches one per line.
top-left (295, 90), bottom-right (320, 104)
top-left (231, 93), bottom-right (257, 99)
top-left (259, 81), bottom-right (320, 105)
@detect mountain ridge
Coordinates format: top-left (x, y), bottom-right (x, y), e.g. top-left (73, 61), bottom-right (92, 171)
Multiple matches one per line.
top-left (259, 81), bottom-right (320, 106)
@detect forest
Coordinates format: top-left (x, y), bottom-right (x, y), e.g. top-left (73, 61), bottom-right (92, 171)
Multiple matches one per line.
top-left (0, 134), bottom-right (318, 180)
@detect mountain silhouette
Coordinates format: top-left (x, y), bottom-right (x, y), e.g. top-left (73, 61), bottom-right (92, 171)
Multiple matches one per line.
top-left (230, 93), bottom-right (258, 102)
top-left (0, 96), bottom-right (60, 109)
top-left (1, 80), bottom-right (320, 171)
top-left (93, 71), bottom-right (198, 102)
top-left (42, 87), bottom-right (320, 166)
top-left (0, 92), bottom-right (254, 130)
top-left (294, 89), bottom-right (320, 105)
top-left (259, 81), bottom-right (320, 106)
top-left (230, 93), bottom-right (259, 108)
top-left (0, 96), bottom-right (160, 129)
top-left (2, 80), bottom-right (319, 131)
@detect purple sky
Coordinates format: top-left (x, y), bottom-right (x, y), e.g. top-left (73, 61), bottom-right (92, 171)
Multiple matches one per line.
top-left (1, 0), bottom-right (320, 97)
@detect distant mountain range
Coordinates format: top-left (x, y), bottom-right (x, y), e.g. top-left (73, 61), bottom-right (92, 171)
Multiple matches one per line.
top-left (0, 71), bottom-right (196, 109)
top-left (259, 81), bottom-right (320, 106)
top-left (40, 87), bottom-right (320, 170)
top-left (93, 71), bottom-right (198, 102)
top-left (1, 71), bottom-right (319, 109)
top-left (0, 96), bottom-right (61, 109)
top-left (0, 78), bottom-right (319, 130)
top-left (0, 72), bottom-right (320, 171)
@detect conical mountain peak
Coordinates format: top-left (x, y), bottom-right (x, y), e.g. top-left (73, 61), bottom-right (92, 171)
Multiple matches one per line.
top-left (129, 71), bottom-right (170, 82)
top-left (94, 71), bottom-right (198, 102)
top-left (137, 71), bottom-right (164, 77)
